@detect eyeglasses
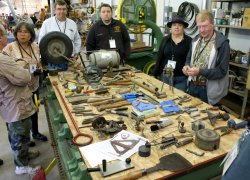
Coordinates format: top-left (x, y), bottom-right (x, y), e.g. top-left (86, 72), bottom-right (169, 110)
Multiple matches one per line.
top-left (197, 24), bottom-right (211, 30)
top-left (17, 31), bottom-right (30, 34)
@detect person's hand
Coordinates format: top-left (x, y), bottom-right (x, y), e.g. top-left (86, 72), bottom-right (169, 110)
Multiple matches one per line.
top-left (182, 65), bottom-right (190, 76)
top-left (186, 67), bottom-right (199, 76)
top-left (33, 68), bottom-right (42, 76)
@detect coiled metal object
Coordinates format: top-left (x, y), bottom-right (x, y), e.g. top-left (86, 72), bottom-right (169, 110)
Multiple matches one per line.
top-left (177, 2), bottom-right (200, 35)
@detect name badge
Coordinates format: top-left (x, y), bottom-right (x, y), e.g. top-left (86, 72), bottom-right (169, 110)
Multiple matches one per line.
top-left (29, 63), bottom-right (37, 73)
top-left (109, 39), bottom-right (116, 48)
top-left (167, 60), bottom-right (176, 69)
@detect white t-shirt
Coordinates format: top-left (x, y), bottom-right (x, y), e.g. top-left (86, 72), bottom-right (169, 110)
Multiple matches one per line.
top-left (38, 16), bottom-right (81, 56)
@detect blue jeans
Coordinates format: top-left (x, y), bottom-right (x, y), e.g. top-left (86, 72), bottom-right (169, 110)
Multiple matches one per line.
top-left (187, 83), bottom-right (208, 103)
top-left (7, 117), bottom-right (32, 166)
top-left (160, 74), bottom-right (188, 92)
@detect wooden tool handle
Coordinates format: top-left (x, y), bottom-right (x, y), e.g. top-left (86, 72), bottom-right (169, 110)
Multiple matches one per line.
top-left (87, 97), bottom-right (112, 103)
top-left (97, 101), bottom-right (131, 111)
top-left (145, 112), bottom-right (160, 119)
top-left (189, 102), bottom-right (203, 108)
top-left (91, 97), bottom-right (124, 106)
top-left (117, 169), bottom-right (145, 180)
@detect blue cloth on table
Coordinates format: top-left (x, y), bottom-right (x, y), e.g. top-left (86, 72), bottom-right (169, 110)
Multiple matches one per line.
top-left (160, 100), bottom-right (182, 114)
top-left (122, 93), bottom-right (156, 112)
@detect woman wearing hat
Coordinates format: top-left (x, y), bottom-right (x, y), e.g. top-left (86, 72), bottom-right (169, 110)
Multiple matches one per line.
top-left (153, 15), bottom-right (192, 91)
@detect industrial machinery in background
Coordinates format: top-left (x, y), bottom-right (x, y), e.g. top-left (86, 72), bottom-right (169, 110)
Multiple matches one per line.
top-left (117, 0), bottom-right (200, 75)
top-left (118, 0), bottom-right (163, 75)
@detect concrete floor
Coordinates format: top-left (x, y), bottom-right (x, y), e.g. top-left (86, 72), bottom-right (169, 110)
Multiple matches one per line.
top-left (0, 104), bottom-right (60, 180)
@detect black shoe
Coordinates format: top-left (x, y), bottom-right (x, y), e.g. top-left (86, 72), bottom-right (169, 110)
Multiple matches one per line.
top-left (29, 141), bottom-right (36, 147)
top-left (0, 159), bottom-right (3, 166)
top-left (32, 133), bottom-right (48, 141)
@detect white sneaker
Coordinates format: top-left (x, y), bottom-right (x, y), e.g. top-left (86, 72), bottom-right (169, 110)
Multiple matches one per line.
top-left (15, 165), bottom-right (41, 175)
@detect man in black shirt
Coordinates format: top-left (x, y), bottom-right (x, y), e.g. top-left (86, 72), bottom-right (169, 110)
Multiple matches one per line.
top-left (86, 3), bottom-right (131, 63)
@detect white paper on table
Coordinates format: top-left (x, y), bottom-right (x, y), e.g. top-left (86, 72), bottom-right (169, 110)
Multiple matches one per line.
top-left (79, 130), bottom-right (148, 167)
top-left (100, 130), bottom-right (148, 161)
top-left (79, 139), bottom-right (116, 167)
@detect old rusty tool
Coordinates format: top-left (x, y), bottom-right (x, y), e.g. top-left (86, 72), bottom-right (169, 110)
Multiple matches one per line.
top-left (91, 97), bottom-right (125, 106)
top-left (52, 81), bottom-right (93, 146)
top-left (81, 114), bottom-right (105, 124)
top-left (163, 64), bottom-right (174, 93)
top-left (118, 153), bottom-right (192, 180)
top-left (87, 97), bottom-right (112, 103)
top-left (129, 77), bottom-right (167, 99)
top-left (200, 106), bottom-right (220, 113)
top-left (97, 101), bottom-right (131, 111)
top-left (177, 95), bottom-right (192, 105)
top-left (151, 134), bottom-right (193, 146)
top-left (186, 149), bottom-right (205, 157)
top-left (192, 111), bottom-right (230, 126)
top-left (106, 107), bottom-right (129, 117)
top-left (91, 117), bottom-right (127, 135)
top-left (136, 90), bottom-right (159, 105)
top-left (175, 138), bottom-right (193, 148)
top-left (183, 101), bottom-right (203, 109)
top-left (214, 126), bottom-right (233, 136)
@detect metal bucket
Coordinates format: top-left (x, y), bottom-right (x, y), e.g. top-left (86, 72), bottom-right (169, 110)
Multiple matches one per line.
top-left (89, 50), bottom-right (120, 69)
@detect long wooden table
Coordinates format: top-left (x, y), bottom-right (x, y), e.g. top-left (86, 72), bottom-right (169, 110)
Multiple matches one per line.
top-left (49, 71), bottom-right (243, 180)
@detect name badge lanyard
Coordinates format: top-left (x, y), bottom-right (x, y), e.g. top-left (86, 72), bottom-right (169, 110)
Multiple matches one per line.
top-left (167, 39), bottom-right (178, 69)
top-left (55, 17), bottom-right (67, 33)
top-left (170, 39), bottom-right (175, 61)
top-left (17, 41), bottom-right (38, 63)
top-left (193, 31), bottom-right (214, 64)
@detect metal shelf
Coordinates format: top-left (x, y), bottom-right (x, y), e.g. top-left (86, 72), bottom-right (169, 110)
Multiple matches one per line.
top-left (215, 24), bottom-right (250, 30)
top-left (229, 62), bottom-right (249, 70)
top-left (229, 88), bottom-right (245, 97)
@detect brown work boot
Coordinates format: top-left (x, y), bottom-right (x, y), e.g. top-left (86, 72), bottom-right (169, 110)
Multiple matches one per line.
top-left (28, 150), bottom-right (40, 160)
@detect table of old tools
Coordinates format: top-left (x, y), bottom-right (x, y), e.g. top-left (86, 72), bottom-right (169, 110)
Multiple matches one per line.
top-left (48, 69), bottom-right (244, 180)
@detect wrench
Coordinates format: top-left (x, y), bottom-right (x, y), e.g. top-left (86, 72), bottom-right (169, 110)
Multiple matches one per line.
top-left (186, 149), bottom-right (205, 156)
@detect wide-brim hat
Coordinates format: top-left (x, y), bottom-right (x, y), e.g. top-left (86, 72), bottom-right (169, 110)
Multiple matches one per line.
top-left (167, 15), bottom-right (189, 28)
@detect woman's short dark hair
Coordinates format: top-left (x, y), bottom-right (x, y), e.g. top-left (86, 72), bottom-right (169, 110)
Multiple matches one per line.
top-left (13, 22), bottom-right (36, 43)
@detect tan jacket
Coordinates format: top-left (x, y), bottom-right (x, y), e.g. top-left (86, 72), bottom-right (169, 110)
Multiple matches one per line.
top-left (3, 41), bottom-right (41, 92)
top-left (0, 53), bottom-right (36, 122)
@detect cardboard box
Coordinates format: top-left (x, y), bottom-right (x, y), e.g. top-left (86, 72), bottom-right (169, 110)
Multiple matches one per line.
top-left (242, 8), bottom-right (250, 27)
top-left (247, 69), bottom-right (250, 90)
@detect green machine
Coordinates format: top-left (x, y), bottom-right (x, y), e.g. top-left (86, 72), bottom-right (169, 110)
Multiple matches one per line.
top-left (118, 0), bottom-right (163, 74)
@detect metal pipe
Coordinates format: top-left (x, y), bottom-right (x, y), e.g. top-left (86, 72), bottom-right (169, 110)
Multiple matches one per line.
top-left (5, 0), bottom-right (17, 23)
top-left (52, 81), bottom-right (93, 146)
top-left (50, 0), bottom-right (54, 17)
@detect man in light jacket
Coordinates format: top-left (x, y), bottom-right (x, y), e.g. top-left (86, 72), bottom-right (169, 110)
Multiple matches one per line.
top-left (182, 10), bottom-right (230, 105)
